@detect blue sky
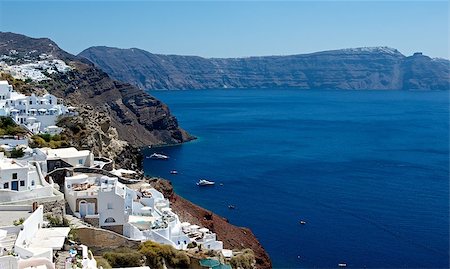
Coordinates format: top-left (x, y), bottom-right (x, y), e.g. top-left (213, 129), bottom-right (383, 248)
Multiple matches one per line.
top-left (0, 1), bottom-right (448, 58)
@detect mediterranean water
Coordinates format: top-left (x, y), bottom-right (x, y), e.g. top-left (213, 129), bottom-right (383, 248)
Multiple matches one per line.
top-left (143, 89), bottom-right (449, 268)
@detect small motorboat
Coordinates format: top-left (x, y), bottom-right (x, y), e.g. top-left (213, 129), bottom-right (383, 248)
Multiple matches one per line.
top-left (219, 183), bottom-right (224, 186)
top-left (338, 263), bottom-right (347, 267)
top-left (228, 205), bottom-right (236, 210)
top-left (299, 220), bottom-right (306, 225)
top-left (148, 153), bottom-right (169, 160)
top-left (196, 179), bottom-right (215, 186)
top-left (170, 170), bottom-right (178, 174)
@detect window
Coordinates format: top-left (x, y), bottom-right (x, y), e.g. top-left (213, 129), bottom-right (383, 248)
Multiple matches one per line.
top-left (78, 159), bottom-right (83, 165)
top-left (20, 181), bottom-right (25, 187)
top-left (29, 100), bottom-right (32, 105)
top-left (3, 182), bottom-right (8, 189)
top-left (107, 203), bottom-right (113, 209)
top-left (31, 180), bottom-right (35, 186)
top-left (12, 173), bottom-right (17, 180)
top-left (104, 217), bottom-right (116, 223)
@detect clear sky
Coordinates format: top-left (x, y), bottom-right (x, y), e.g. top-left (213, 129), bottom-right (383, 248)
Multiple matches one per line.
top-left (0, 1), bottom-right (448, 58)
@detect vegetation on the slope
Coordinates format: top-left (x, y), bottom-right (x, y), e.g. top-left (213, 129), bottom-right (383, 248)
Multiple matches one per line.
top-left (230, 249), bottom-right (256, 269)
top-left (10, 147), bottom-right (24, 158)
top-left (29, 133), bottom-right (69, 148)
top-left (94, 256), bottom-right (112, 269)
top-left (45, 214), bottom-right (70, 227)
top-left (139, 241), bottom-right (190, 269)
top-left (0, 116), bottom-right (28, 136)
top-left (103, 248), bottom-right (143, 268)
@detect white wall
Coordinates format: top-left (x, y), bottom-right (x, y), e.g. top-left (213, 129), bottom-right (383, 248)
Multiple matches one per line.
top-left (0, 138), bottom-right (28, 147)
top-left (0, 186), bottom-right (54, 203)
top-left (14, 206), bottom-right (44, 259)
top-left (98, 189), bottom-right (126, 227)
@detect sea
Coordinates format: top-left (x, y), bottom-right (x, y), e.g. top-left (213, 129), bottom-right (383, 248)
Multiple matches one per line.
top-left (142, 89), bottom-right (449, 269)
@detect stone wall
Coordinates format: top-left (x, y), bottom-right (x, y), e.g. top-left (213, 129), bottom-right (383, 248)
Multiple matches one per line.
top-left (84, 217), bottom-right (99, 227)
top-left (101, 224), bottom-right (123, 235)
top-left (41, 199), bottom-right (66, 216)
top-left (75, 227), bottom-right (140, 250)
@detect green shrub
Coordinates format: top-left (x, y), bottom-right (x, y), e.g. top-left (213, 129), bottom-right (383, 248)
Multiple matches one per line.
top-left (10, 148), bottom-right (24, 158)
top-left (230, 249), bottom-right (255, 269)
top-left (139, 241), bottom-right (190, 269)
top-left (13, 218), bottom-right (25, 226)
top-left (103, 248), bottom-right (143, 268)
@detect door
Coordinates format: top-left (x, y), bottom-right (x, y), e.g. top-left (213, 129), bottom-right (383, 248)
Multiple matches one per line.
top-left (79, 202), bottom-right (88, 217)
top-left (11, 181), bottom-right (18, 191)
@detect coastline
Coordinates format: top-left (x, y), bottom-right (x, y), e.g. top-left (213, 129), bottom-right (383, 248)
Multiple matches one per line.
top-left (149, 177), bottom-right (272, 269)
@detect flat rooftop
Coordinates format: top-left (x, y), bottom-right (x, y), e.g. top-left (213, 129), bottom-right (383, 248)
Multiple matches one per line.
top-left (0, 210), bottom-right (32, 227)
top-left (28, 227), bottom-right (70, 250)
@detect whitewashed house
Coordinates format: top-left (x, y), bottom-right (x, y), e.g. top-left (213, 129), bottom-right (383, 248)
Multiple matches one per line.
top-left (0, 152), bottom-right (56, 204)
top-left (0, 80), bottom-right (70, 134)
top-left (34, 147), bottom-right (94, 172)
top-left (64, 174), bottom-right (128, 234)
top-left (64, 172), bottom-right (224, 251)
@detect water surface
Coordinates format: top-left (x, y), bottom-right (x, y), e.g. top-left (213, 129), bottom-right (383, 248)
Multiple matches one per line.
top-left (143, 89), bottom-right (449, 268)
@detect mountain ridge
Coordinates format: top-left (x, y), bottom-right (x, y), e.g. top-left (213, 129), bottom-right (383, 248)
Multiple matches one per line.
top-left (79, 45), bottom-right (449, 91)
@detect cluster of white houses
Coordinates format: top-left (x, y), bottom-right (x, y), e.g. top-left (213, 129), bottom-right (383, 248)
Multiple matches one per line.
top-left (64, 173), bottom-right (223, 251)
top-left (0, 144), bottom-right (226, 268)
top-left (0, 81), bottom-right (74, 134)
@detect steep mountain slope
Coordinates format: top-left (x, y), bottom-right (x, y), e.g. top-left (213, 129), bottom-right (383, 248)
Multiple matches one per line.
top-left (79, 46), bottom-right (449, 90)
top-left (0, 32), bottom-right (272, 268)
top-left (0, 32), bottom-right (193, 153)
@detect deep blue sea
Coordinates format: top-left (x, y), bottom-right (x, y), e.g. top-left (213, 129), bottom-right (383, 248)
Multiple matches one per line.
top-left (143, 89), bottom-right (449, 269)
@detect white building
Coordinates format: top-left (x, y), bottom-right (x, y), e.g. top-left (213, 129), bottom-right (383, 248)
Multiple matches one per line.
top-left (0, 152), bottom-right (56, 204)
top-left (0, 205), bottom-right (97, 269)
top-left (64, 172), bottom-right (224, 251)
top-left (0, 80), bottom-right (71, 134)
top-left (0, 152), bottom-right (39, 192)
top-left (34, 147), bottom-right (94, 172)
top-left (64, 174), bottom-right (128, 234)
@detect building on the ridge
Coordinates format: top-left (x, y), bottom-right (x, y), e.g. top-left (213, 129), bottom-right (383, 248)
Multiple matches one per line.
top-left (0, 80), bottom-right (72, 134)
top-left (0, 205), bottom-right (97, 269)
top-left (33, 147), bottom-right (94, 173)
top-left (0, 152), bottom-right (58, 204)
top-left (64, 174), bottom-right (129, 234)
top-left (64, 172), bottom-right (224, 251)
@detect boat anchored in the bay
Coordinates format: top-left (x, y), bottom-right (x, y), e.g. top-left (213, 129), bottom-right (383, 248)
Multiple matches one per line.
top-left (197, 179), bottom-right (215, 186)
top-left (148, 153), bottom-right (169, 160)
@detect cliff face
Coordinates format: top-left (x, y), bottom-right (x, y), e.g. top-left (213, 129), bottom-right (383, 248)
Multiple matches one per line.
top-left (79, 46), bottom-right (449, 90)
top-left (0, 32), bottom-right (193, 151)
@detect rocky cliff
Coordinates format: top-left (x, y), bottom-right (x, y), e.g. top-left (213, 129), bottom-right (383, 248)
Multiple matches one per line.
top-left (0, 32), bottom-right (272, 268)
top-left (79, 46), bottom-right (449, 90)
top-left (0, 32), bottom-right (193, 153)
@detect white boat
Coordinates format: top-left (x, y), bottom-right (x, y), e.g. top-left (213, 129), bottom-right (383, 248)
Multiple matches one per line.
top-left (338, 263), bottom-right (347, 267)
top-left (170, 170), bottom-right (178, 174)
top-left (148, 153), bottom-right (169, 160)
top-left (196, 179), bottom-right (215, 186)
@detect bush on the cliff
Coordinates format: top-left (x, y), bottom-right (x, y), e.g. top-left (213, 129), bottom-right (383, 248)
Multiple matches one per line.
top-left (103, 248), bottom-right (143, 268)
top-left (0, 116), bottom-right (28, 136)
top-left (139, 241), bottom-right (190, 269)
top-left (30, 134), bottom-right (69, 149)
top-left (230, 249), bottom-right (255, 269)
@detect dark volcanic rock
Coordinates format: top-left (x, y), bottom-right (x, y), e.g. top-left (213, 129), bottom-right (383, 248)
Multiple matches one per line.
top-left (79, 46), bottom-right (449, 90)
top-left (0, 32), bottom-right (193, 147)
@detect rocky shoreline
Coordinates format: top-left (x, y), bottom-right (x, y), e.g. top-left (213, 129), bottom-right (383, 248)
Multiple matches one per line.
top-left (150, 178), bottom-right (272, 269)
